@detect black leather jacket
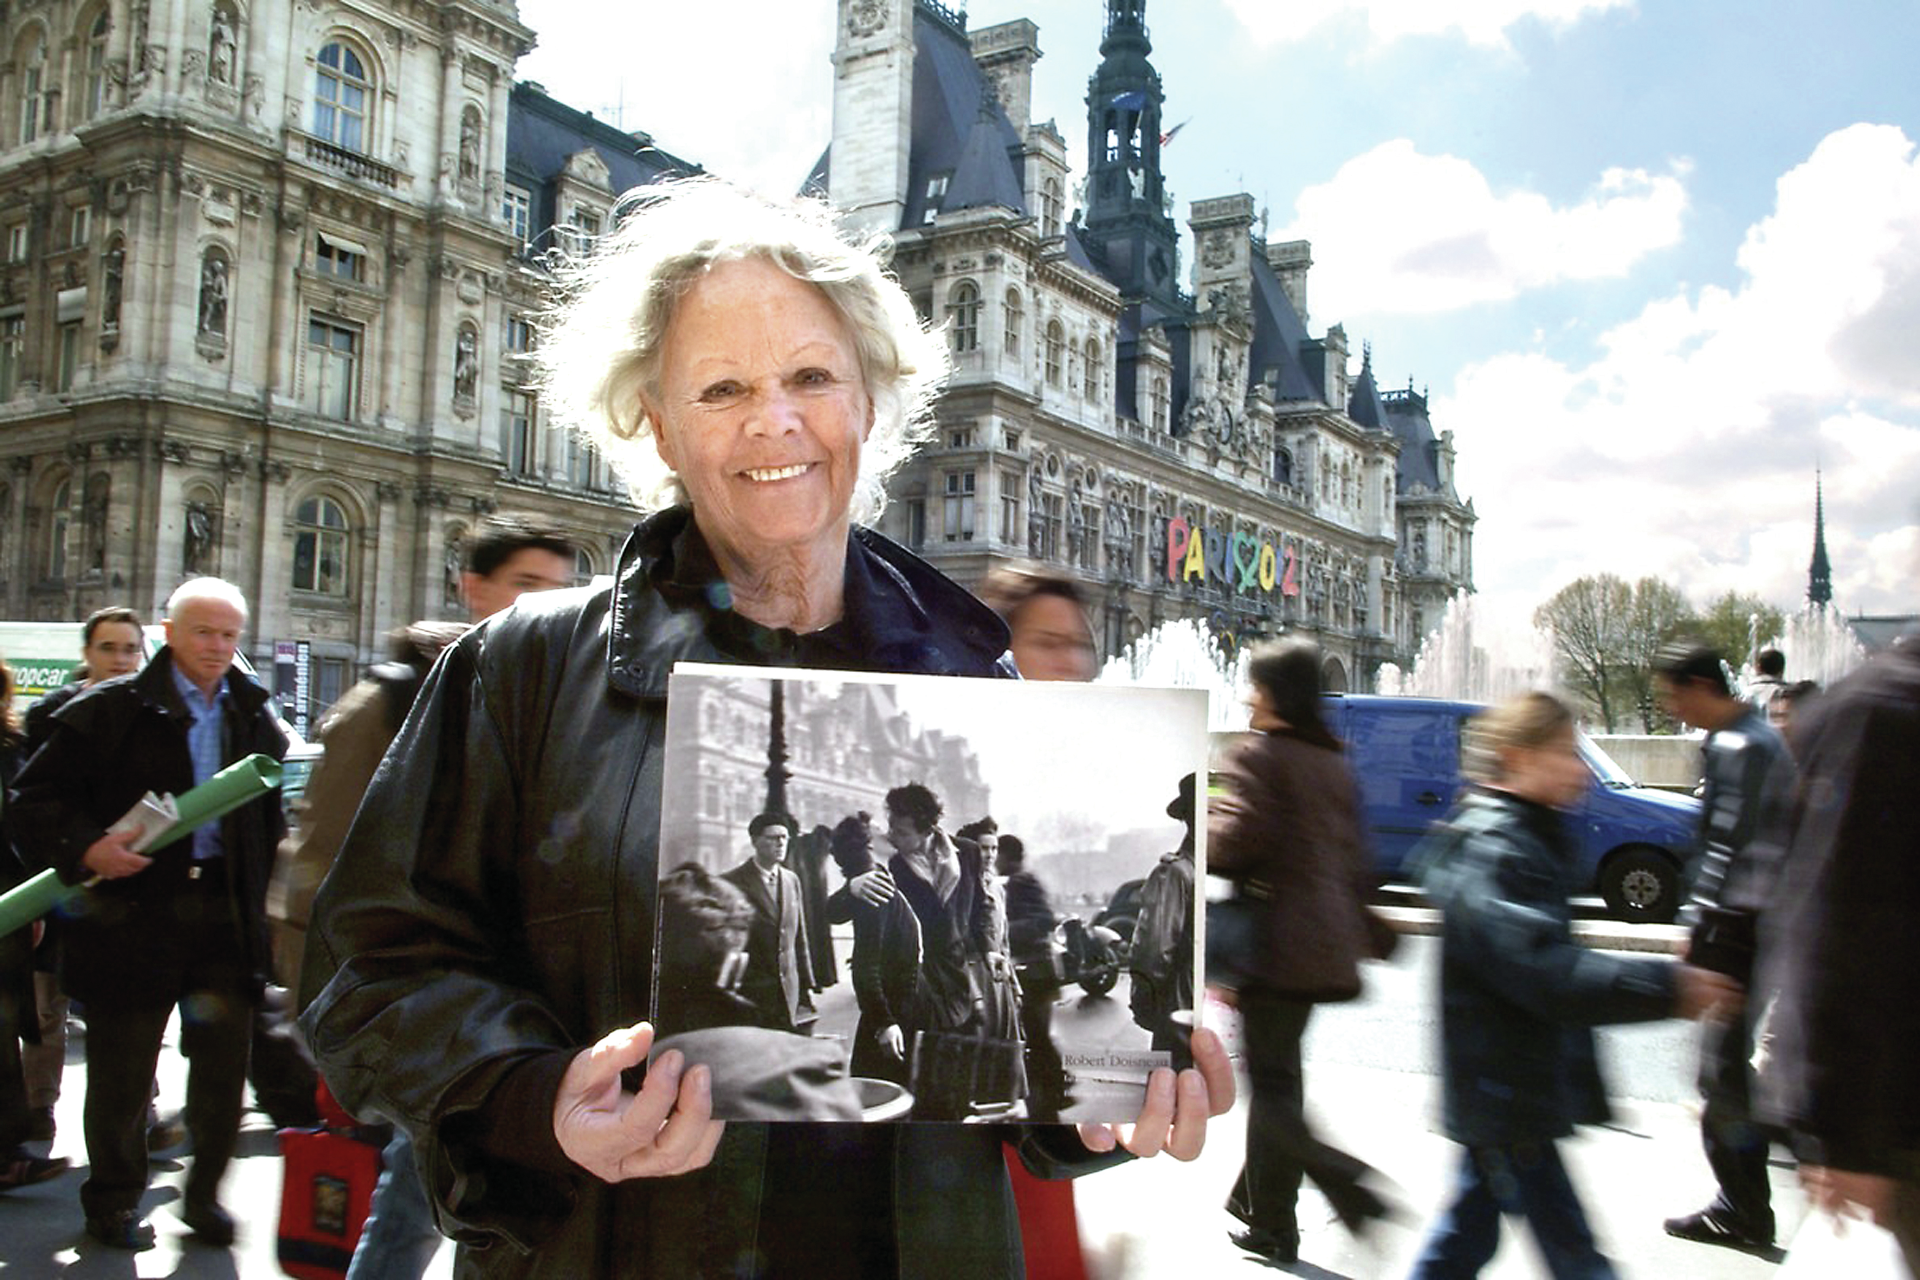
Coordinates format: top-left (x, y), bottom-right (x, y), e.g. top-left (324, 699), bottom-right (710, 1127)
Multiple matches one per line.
top-left (300, 508), bottom-right (1115, 1278)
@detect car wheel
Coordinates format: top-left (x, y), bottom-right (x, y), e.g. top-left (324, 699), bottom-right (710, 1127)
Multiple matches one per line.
top-left (1599, 846), bottom-right (1679, 924)
top-left (1079, 966), bottom-right (1118, 998)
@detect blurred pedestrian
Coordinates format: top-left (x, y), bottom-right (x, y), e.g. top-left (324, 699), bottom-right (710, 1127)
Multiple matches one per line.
top-left (1759, 633), bottom-right (1920, 1273)
top-left (1655, 641), bottom-right (1790, 1253)
top-left (1409, 691), bottom-right (1741, 1279)
top-left (1211, 640), bottom-right (1395, 1266)
top-left (977, 568), bottom-right (1099, 683)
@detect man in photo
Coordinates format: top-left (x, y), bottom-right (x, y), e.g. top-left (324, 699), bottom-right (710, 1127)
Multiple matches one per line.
top-left (721, 813), bottom-right (815, 1033)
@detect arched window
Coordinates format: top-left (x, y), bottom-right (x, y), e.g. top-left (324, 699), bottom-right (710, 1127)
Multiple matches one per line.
top-left (17, 34), bottom-right (45, 146)
top-left (1274, 446), bottom-right (1293, 486)
top-left (47, 478), bottom-right (70, 579)
top-left (292, 495), bottom-right (349, 595)
top-left (1044, 320), bottom-right (1064, 387)
top-left (1002, 287), bottom-right (1022, 356)
top-left (1041, 178), bottom-right (1062, 239)
top-left (573, 547), bottom-right (595, 587)
top-left (1151, 376), bottom-right (1169, 432)
top-left (83, 12), bottom-right (110, 120)
top-left (1083, 337), bottom-right (1101, 401)
top-left (946, 281), bottom-right (979, 354)
top-left (313, 41), bottom-right (370, 152)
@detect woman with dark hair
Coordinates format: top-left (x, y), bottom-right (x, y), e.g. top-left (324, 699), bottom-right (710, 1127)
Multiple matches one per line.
top-left (1210, 640), bottom-right (1391, 1265)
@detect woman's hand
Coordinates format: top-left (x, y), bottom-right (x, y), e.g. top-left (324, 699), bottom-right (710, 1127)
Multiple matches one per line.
top-left (1076, 1026), bottom-right (1234, 1161)
top-left (554, 1022), bottom-right (725, 1183)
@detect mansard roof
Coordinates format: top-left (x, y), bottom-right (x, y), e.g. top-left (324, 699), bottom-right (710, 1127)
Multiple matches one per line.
top-left (506, 81), bottom-right (701, 240)
top-left (905, 6), bottom-right (1029, 225)
top-left (1381, 383), bottom-right (1445, 495)
top-left (1347, 352), bottom-right (1388, 429)
top-left (1247, 248), bottom-right (1322, 404)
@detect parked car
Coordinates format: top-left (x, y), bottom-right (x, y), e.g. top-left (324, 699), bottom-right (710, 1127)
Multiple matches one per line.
top-left (1093, 877), bottom-right (1146, 946)
top-left (1320, 694), bottom-right (1699, 923)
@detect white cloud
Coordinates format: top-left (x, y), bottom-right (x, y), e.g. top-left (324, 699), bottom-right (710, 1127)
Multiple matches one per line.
top-left (1447, 124), bottom-right (1920, 617)
top-left (1275, 141), bottom-right (1688, 318)
top-left (1222, 0), bottom-right (1633, 49)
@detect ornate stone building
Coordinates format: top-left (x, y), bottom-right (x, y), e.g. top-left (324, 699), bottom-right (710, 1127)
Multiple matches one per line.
top-left (0, 0), bottom-right (1475, 711)
top-left (822, 0), bottom-right (1475, 686)
top-left (0, 0), bottom-right (667, 719)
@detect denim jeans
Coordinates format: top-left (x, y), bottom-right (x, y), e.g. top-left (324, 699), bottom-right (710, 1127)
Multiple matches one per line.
top-left (345, 1128), bottom-right (445, 1280)
top-left (1409, 1141), bottom-right (1616, 1280)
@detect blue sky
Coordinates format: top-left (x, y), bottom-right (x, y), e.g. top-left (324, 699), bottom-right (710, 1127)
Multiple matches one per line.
top-left (516, 0), bottom-right (1920, 626)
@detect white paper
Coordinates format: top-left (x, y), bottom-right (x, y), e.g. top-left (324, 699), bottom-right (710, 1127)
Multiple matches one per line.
top-left (109, 791), bottom-right (179, 854)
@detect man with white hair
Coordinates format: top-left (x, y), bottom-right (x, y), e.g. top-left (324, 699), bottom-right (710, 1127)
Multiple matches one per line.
top-left (12, 576), bottom-right (288, 1251)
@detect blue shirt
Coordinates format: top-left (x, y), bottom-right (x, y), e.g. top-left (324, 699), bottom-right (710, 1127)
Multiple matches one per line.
top-left (170, 660), bottom-right (228, 861)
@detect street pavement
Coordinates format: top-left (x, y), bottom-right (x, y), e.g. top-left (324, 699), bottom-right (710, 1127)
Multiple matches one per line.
top-left (0, 922), bottom-right (1806, 1278)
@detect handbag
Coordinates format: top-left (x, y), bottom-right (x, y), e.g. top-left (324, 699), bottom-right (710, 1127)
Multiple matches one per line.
top-left (1205, 880), bottom-right (1268, 991)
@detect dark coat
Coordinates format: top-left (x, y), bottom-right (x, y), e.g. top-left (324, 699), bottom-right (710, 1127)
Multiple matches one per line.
top-left (718, 859), bottom-right (813, 1031)
top-left (845, 884), bottom-right (923, 1084)
top-left (1208, 728), bottom-right (1376, 1000)
top-left (10, 650), bottom-right (288, 1008)
top-left (1759, 642), bottom-right (1920, 1178)
top-left (1417, 790), bottom-right (1676, 1147)
top-left (298, 507), bottom-right (1116, 1279)
top-left (22, 680), bottom-right (83, 757)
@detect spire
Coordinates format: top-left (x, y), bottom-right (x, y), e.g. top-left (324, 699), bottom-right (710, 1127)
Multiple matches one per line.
top-left (1808, 471), bottom-right (1833, 610)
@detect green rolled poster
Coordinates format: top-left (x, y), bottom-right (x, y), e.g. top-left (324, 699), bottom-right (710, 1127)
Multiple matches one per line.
top-left (0, 752), bottom-right (283, 938)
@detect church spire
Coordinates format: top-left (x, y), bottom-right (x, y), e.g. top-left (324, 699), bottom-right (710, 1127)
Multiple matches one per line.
top-left (1808, 471), bottom-right (1833, 610)
top-left (1082, 0), bottom-right (1179, 301)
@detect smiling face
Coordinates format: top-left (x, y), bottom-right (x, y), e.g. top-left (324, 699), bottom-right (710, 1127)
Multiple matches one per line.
top-left (645, 257), bottom-right (873, 576)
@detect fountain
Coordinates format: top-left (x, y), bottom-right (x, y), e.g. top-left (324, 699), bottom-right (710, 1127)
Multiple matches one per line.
top-left (1374, 593), bottom-right (1557, 703)
top-left (1755, 608), bottom-right (1868, 693)
top-left (1097, 618), bottom-right (1251, 730)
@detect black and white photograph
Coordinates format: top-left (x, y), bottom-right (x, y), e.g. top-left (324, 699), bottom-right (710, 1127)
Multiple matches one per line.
top-left (653, 662), bottom-right (1208, 1124)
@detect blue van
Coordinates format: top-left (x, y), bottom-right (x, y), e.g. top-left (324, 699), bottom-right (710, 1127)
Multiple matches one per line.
top-left (1320, 694), bottom-right (1699, 923)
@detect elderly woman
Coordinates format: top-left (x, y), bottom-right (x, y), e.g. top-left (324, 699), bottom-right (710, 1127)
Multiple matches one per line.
top-left (299, 180), bottom-right (1229, 1278)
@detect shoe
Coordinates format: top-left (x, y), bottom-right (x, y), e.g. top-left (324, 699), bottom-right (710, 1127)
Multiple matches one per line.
top-left (85, 1208), bottom-right (156, 1250)
top-left (0, 1148), bottom-right (69, 1190)
top-left (146, 1111), bottom-right (186, 1153)
top-left (1229, 1226), bottom-right (1301, 1265)
top-left (1663, 1208), bottom-right (1773, 1253)
top-left (25, 1106), bottom-right (55, 1143)
top-left (179, 1199), bottom-right (237, 1246)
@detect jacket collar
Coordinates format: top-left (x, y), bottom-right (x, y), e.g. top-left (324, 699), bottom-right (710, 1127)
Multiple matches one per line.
top-left (130, 647), bottom-right (272, 720)
top-left (605, 507), bottom-right (1011, 698)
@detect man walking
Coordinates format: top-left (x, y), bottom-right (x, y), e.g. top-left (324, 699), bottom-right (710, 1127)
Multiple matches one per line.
top-left (721, 814), bottom-right (814, 1032)
top-left (12, 578), bottom-right (286, 1250)
top-left (1655, 641), bottom-right (1791, 1254)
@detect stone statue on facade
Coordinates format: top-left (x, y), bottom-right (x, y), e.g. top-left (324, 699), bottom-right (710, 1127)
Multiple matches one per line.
top-left (453, 327), bottom-right (478, 401)
top-left (459, 109), bottom-right (481, 182)
top-left (208, 8), bottom-right (235, 85)
top-left (1104, 495), bottom-right (1132, 579)
top-left (443, 536), bottom-right (465, 609)
top-left (1027, 467), bottom-right (1045, 557)
top-left (198, 254), bottom-right (227, 336)
top-left (184, 500), bottom-right (214, 575)
top-left (101, 244), bottom-right (123, 331)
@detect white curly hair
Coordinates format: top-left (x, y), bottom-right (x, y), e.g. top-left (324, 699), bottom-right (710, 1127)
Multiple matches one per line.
top-left (533, 178), bottom-right (949, 524)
